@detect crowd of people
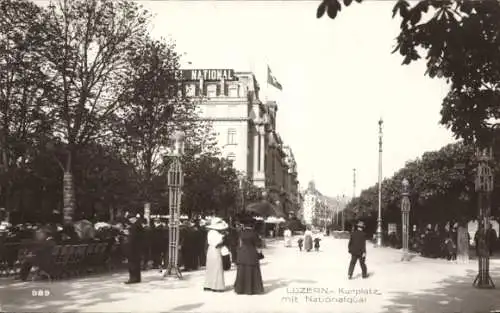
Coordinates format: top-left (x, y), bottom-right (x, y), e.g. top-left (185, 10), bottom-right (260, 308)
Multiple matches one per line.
top-left (0, 211), bottom-right (270, 295)
top-left (122, 213), bottom-right (266, 295)
top-left (383, 220), bottom-right (499, 261)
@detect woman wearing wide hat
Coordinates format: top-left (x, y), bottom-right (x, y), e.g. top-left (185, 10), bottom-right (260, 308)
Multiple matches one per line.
top-left (234, 216), bottom-right (264, 295)
top-left (204, 217), bottom-right (228, 292)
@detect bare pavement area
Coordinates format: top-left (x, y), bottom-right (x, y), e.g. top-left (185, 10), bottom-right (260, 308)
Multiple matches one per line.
top-left (1, 236), bottom-right (500, 313)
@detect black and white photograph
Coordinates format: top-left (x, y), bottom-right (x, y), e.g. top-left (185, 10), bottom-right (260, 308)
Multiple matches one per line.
top-left (1, 0), bottom-right (500, 312)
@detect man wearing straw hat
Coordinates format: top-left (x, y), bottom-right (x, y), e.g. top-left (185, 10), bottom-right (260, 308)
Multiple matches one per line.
top-left (347, 220), bottom-right (368, 280)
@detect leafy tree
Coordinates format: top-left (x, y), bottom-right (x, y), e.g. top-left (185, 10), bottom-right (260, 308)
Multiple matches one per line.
top-left (317, 0), bottom-right (500, 147)
top-left (41, 0), bottom-right (150, 223)
top-left (242, 177), bottom-right (264, 204)
top-left (111, 37), bottom-right (195, 208)
top-left (0, 0), bottom-right (55, 211)
top-left (182, 155), bottom-right (240, 218)
top-left (72, 143), bottom-right (140, 220)
top-left (345, 142), bottom-right (477, 225)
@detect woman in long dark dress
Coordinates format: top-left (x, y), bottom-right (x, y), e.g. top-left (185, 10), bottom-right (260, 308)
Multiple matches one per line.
top-left (234, 220), bottom-right (264, 295)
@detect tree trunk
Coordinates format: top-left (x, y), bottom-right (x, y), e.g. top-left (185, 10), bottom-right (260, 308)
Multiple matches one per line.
top-left (63, 171), bottom-right (76, 224)
top-left (109, 206), bottom-right (114, 223)
top-left (144, 202), bottom-right (151, 225)
top-left (62, 149), bottom-right (76, 224)
top-left (457, 226), bottom-right (470, 263)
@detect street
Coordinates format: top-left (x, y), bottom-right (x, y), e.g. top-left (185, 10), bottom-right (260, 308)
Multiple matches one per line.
top-left (1, 236), bottom-right (500, 313)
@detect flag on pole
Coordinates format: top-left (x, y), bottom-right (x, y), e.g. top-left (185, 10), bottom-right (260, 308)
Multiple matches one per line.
top-left (267, 65), bottom-right (283, 90)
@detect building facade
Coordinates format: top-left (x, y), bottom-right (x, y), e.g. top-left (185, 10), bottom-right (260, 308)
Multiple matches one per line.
top-left (301, 181), bottom-right (346, 228)
top-left (179, 69), bottom-right (300, 216)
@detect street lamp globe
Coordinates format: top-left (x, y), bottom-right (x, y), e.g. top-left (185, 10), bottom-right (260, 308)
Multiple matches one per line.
top-left (172, 130), bottom-right (185, 155)
top-left (402, 178), bottom-right (409, 190)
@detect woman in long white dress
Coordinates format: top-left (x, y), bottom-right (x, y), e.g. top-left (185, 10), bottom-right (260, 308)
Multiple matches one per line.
top-left (284, 228), bottom-right (292, 247)
top-left (204, 217), bottom-right (228, 292)
top-left (304, 228), bottom-right (313, 252)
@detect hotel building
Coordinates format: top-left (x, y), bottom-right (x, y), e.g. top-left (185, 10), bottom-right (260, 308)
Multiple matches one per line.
top-left (179, 69), bottom-right (300, 216)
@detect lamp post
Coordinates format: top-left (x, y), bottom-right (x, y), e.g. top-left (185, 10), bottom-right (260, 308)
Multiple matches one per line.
top-left (164, 130), bottom-right (185, 279)
top-left (275, 200), bottom-right (280, 237)
top-left (401, 178), bottom-right (411, 261)
top-left (376, 118), bottom-right (384, 247)
top-left (472, 146), bottom-right (495, 289)
top-left (238, 174), bottom-right (245, 213)
top-left (341, 194), bottom-right (346, 231)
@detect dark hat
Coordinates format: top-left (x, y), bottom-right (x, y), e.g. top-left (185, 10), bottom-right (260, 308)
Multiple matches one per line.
top-left (238, 215), bottom-right (255, 226)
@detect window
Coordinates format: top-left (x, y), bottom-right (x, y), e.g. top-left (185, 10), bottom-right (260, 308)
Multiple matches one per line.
top-left (207, 84), bottom-right (217, 97)
top-left (228, 84), bottom-right (239, 97)
top-left (227, 153), bottom-right (236, 163)
top-left (227, 128), bottom-right (236, 145)
top-left (218, 83), bottom-right (225, 96)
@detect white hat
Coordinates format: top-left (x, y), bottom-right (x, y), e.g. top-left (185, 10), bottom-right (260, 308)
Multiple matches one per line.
top-left (206, 217), bottom-right (228, 230)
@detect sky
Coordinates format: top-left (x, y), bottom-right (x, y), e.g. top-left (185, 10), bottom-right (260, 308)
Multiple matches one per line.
top-left (140, 0), bottom-right (457, 198)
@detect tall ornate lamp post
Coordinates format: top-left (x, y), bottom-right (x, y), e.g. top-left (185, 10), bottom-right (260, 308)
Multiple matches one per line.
top-left (164, 130), bottom-right (185, 280)
top-left (376, 118), bottom-right (384, 247)
top-left (473, 147), bottom-right (495, 289)
top-left (238, 175), bottom-right (245, 213)
top-left (341, 194), bottom-right (346, 231)
top-left (401, 178), bottom-right (411, 261)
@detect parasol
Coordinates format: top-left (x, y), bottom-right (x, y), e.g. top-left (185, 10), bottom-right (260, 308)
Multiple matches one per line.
top-left (265, 216), bottom-right (286, 224)
top-left (94, 222), bottom-right (111, 230)
top-left (245, 201), bottom-right (286, 218)
top-left (74, 219), bottom-right (95, 240)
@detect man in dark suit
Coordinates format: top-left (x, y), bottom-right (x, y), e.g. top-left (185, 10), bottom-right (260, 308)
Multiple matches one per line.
top-left (348, 221), bottom-right (368, 279)
top-left (125, 214), bottom-right (143, 284)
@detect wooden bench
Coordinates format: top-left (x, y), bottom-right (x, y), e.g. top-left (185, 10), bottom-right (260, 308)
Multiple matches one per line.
top-left (29, 242), bottom-right (114, 281)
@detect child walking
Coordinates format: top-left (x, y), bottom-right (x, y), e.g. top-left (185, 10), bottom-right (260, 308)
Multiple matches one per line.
top-left (298, 238), bottom-right (303, 251)
top-left (314, 237), bottom-right (321, 251)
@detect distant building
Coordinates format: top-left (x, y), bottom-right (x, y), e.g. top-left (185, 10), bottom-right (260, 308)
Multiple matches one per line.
top-left (179, 68), bottom-right (300, 216)
top-left (301, 181), bottom-right (347, 228)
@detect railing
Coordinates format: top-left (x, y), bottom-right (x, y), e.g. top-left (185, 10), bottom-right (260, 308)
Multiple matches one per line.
top-left (0, 241), bottom-right (125, 280)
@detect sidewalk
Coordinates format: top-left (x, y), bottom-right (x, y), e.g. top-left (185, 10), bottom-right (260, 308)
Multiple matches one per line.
top-left (0, 237), bottom-right (499, 313)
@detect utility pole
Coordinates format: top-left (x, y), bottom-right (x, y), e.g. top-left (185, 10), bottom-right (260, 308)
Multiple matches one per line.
top-left (376, 118), bottom-right (384, 247)
top-left (353, 168), bottom-right (356, 200)
top-left (341, 194), bottom-right (346, 231)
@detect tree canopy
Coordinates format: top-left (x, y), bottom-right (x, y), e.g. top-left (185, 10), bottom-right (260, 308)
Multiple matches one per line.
top-left (344, 141), bottom-right (500, 225)
top-left (0, 0), bottom-right (244, 223)
top-left (317, 0), bottom-right (500, 147)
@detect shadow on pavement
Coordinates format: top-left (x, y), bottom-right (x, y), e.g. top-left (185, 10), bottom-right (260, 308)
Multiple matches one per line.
top-left (0, 270), bottom-right (192, 312)
top-left (380, 269), bottom-right (500, 313)
top-left (170, 302), bottom-right (205, 312)
top-left (264, 278), bottom-right (318, 294)
top-left (351, 272), bottom-right (374, 280)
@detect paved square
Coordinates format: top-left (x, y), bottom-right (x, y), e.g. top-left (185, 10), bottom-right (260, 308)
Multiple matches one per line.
top-left (1, 237), bottom-right (499, 313)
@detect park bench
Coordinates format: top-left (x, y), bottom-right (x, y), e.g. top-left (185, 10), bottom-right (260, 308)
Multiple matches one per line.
top-left (0, 241), bottom-right (38, 277)
top-left (0, 240), bottom-right (123, 280)
top-left (28, 241), bottom-right (114, 281)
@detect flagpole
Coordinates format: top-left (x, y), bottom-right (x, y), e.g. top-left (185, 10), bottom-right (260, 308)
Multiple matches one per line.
top-left (265, 60), bottom-right (269, 103)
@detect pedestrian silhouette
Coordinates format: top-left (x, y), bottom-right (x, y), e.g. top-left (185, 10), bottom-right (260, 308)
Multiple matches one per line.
top-left (348, 221), bottom-right (368, 280)
top-left (297, 238), bottom-right (303, 251)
